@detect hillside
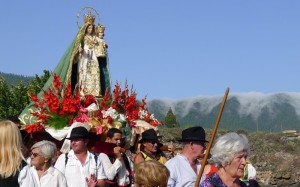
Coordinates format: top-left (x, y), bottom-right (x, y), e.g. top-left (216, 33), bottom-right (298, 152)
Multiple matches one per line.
top-left (160, 128), bottom-right (300, 187)
top-left (0, 71), bottom-right (33, 85)
top-left (147, 93), bottom-right (300, 132)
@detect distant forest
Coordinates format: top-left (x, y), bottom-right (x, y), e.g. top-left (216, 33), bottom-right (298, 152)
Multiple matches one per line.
top-left (0, 72), bottom-right (34, 85)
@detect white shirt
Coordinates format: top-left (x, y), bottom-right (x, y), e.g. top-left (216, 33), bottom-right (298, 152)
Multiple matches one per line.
top-left (99, 153), bottom-right (130, 186)
top-left (55, 150), bottom-right (105, 187)
top-left (165, 154), bottom-right (205, 187)
top-left (18, 164), bottom-right (38, 187)
top-left (31, 166), bottom-right (67, 187)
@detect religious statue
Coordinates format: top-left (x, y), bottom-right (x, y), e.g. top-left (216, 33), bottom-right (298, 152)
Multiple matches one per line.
top-left (19, 8), bottom-right (112, 125)
top-left (72, 11), bottom-right (111, 98)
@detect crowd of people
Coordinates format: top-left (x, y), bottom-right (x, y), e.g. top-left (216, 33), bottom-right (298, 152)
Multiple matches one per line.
top-left (0, 119), bottom-right (258, 187)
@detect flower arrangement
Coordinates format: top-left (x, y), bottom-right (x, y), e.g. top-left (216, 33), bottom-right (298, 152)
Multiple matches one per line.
top-left (101, 82), bottom-right (163, 128)
top-left (24, 75), bottom-right (163, 134)
top-left (26, 74), bottom-right (81, 132)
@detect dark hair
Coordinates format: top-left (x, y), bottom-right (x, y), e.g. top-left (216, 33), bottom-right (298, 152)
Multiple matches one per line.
top-left (106, 128), bottom-right (122, 138)
top-left (85, 24), bottom-right (95, 34)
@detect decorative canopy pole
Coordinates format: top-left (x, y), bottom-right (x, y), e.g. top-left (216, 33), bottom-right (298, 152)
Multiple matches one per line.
top-left (195, 87), bottom-right (230, 187)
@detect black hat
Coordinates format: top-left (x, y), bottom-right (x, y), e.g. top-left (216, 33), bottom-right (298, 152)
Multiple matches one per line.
top-left (179, 126), bottom-right (208, 142)
top-left (67, 126), bottom-right (90, 140)
top-left (138, 129), bottom-right (161, 143)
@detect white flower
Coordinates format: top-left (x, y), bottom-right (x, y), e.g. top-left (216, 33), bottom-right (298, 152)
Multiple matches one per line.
top-left (102, 107), bottom-right (117, 119)
top-left (150, 114), bottom-right (155, 120)
top-left (102, 107), bottom-right (127, 122)
top-left (138, 110), bottom-right (149, 118)
top-left (118, 114), bottom-right (127, 122)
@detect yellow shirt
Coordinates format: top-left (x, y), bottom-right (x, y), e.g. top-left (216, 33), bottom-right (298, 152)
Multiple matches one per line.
top-left (141, 151), bottom-right (166, 164)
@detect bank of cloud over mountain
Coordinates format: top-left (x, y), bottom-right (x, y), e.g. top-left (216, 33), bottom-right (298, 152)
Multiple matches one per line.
top-left (148, 92), bottom-right (300, 132)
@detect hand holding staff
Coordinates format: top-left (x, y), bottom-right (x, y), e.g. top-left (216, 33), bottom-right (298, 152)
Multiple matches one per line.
top-left (195, 87), bottom-right (230, 187)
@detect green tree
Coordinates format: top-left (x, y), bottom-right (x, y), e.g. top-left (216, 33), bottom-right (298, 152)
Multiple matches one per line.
top-left (0, 70), bottom-right (50, 120)
top-left (27, 70), bottom-right (51, 94)
top-left (8, 82), bottom-right (30, 117)
top-left (0, 76), bottom-right (11, 118)
top-left (164, 107), bottom-right (180, 128)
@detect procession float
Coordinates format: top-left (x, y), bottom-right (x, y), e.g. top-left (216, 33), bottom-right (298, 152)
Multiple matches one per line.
top-left (18, 7), bottom-right (163, 153)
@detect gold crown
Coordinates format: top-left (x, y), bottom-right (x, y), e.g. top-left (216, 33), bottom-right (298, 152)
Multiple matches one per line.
top-left (96, 25), bottom-right (105, 33)
top-left (84, 11), bottom-right (95, 24)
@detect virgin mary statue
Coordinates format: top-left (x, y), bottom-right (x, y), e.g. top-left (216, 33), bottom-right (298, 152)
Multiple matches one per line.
top-left (19, 11), bottom-right (112, 125)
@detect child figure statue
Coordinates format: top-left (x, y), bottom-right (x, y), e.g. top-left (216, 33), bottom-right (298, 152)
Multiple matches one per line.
top-left (95, 25), bottom-right (111, 97)
top-left (95, 25), bottom-right (108, 58)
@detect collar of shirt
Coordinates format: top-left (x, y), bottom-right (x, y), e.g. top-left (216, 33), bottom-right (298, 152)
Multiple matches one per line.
top-left (68, 150), bottom-right (94, 165)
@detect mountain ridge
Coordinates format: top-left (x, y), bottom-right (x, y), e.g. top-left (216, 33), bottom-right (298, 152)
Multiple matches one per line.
top-left (147, 92), bottom-right (300, 132)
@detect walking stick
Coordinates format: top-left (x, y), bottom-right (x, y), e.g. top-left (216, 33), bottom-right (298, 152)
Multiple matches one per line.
top-left (194, 87), bottom-right (230, 187)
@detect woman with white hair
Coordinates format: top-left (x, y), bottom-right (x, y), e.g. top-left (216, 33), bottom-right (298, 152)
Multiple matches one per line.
top-left (200, 132), bottom-right (249, 187)
top-left (30, 140), bottom-right (67, 187)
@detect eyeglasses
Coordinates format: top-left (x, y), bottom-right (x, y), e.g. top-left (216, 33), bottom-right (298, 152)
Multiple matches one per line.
top-left (30, 152), bottom-right (42, 158)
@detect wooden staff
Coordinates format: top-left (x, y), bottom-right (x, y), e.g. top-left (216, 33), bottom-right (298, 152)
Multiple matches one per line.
top-left (195, 87), bottom-right (230, 187)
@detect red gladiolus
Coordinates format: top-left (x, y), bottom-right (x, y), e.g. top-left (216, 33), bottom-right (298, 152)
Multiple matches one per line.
top-left (104, 89), bottom-right (110, 101)
top-left (25, 124), bottom-right (45, 134)
top-left (82, 94), bottom-right (96, 108)
top-left (53, 73), bottom-right (62, 90)
top-left (28, 74), bottom-right (82, 132)
top-left (30, 93), bottom-right (39, 102)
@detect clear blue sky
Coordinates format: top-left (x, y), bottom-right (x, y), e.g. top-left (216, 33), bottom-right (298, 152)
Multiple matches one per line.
top-left (1, 1), bottom-right (300, 100)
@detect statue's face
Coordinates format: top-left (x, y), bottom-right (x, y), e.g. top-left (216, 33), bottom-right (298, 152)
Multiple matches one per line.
top-left (87, 25), bottom-right (93, 34)
top-left (98, 32), bottom-right (104, 39)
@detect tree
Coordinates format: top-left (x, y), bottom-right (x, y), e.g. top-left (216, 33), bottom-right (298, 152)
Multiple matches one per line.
top-left (0, 76), bottom-right (11, 119)
top-left (0, 70), bottom-right (51, 120)
top-left (27, 70), bottom-right (51, 94)
top-left (164, 107), bottom-right (180, 128)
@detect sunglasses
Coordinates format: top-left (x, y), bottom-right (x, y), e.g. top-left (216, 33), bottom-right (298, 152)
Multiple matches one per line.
top-left (30, 152), bottom-right (42, 158)
top-left (147, 141), bottom-right (159, 145)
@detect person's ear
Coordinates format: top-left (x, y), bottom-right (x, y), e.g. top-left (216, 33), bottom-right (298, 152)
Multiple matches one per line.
top-left (44, 157), bottom-right (50, 163)
top-left (106, 137), bottom-right (112, 143)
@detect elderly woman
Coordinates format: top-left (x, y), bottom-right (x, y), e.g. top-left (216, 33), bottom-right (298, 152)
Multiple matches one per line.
top-left (30, 140), bottom-right (67, 187)
top-left (200, 132), bottom-right (249, 187)
top-left (134, 160), bottom-right (170, 187)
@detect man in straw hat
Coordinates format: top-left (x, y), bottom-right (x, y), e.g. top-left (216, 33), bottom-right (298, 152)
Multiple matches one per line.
top-left (55, 126), bottom-right (105, 187)
top-left (165, 126), bottom-right (208, 187)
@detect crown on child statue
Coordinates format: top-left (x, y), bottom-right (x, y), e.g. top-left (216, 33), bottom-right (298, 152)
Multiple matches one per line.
top-left (84, 11), bottom-right (95, 24)
top-left (96, 24), bottom-right (105, 33)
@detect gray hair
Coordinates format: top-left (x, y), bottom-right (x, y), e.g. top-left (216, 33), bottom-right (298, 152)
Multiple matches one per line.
top-left (211, 132), bottom-right (249, 168)
top-left (31, 140), bottom-right (57, 165)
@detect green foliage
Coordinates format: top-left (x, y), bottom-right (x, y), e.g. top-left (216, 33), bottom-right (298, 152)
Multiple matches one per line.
top-left (164, 107), bottom-right (180, 128)
top-left (27, 70), bottom-right (51, 94)
top-left (47, 112), bottom-right (72, 129)
top-left (8, 82), bottom-right (30, 117)
top-left (0, 70), bottom-right (50, 120)
top-left (0, 77), bottom-right (11, 118)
